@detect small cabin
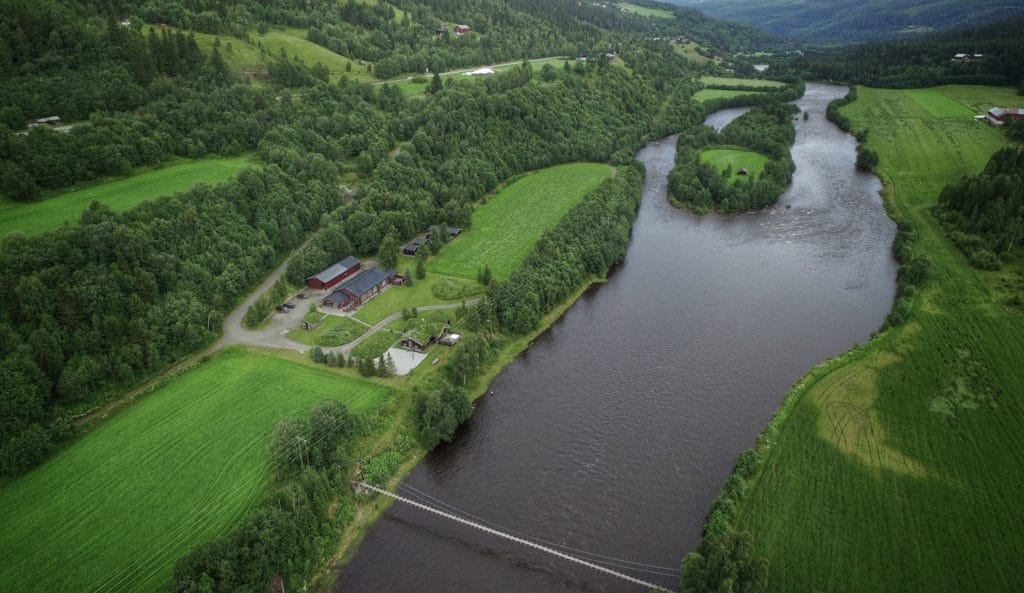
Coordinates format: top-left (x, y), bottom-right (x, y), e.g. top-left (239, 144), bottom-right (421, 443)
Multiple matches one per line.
top-left (737, 167), bottom-right (749, 176)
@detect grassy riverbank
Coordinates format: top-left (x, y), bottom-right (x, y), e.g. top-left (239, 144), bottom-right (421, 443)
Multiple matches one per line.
top-left (728, 85), bottom-right (1024, 592)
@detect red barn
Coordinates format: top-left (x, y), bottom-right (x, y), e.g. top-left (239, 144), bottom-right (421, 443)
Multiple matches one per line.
top-left (987, 107), bottom-right (1024, 127)
top-left (453, 24), bottom-right (470, 34)
top-left (305, 256), bottom-right (360, 290)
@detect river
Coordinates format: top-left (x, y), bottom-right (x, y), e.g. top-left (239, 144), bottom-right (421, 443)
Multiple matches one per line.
top-left (332, 83), bottom-right (896, 592)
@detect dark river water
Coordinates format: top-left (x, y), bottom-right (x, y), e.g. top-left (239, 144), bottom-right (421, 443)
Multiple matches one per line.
top-left (332, 83), bottom-right (896, 592)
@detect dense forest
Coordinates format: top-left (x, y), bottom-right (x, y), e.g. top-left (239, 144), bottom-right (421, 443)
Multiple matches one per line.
top-left (671, 0), bottom-right (1024, 43)
top-left (778, 17), bottom-right (1024, 89)
top-left (937, 147), bottom-right (1024, 271)
top-left (668, 103), bottom-right (797, 212)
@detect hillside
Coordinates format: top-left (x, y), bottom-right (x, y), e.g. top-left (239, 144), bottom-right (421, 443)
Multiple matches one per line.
top-left (669, 0), bottom-right (1024, 42)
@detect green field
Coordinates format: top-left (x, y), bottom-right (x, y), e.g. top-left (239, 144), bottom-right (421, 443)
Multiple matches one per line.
top-left (672, 41), bottom-right (720, 65)
top-left (700, 147), bottom-right (769, 182)
top-left (616, 2), bottom-right (675, 18)
top-left (162, 25), bottom-right (373, 82)
top-left (0, 349), bottom-right (388, 593)
top-left (286, 314), bottom-right (368, 347)
top-left (700, 75), bottom-right (786, 88)
top-left (733, 85), bottom-right (1024, 592)
top-left (428, 163), bottom-right (614, 280)
top-left (389, 57), bottom-right (567, 96)
top-left (0, 155), bottom-right (252, 238)
top-left (693, 88), bottom-right (766, 103)
top-left (351, 330), bottom-right (401, 360)
top-left (353, 274), bottom-right (484, 325)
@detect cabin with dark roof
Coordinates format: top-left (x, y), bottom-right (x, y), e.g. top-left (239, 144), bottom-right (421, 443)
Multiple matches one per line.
top-left (334, 267), bottom-right (399, 307)
top-left (306, 256), bottom-right (361, 290)
top-left (403, 236), bottom-right (426, 255)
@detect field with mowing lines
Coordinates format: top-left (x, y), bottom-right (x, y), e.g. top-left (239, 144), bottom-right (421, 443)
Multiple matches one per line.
top-left (701, 147), bottom-right (769, 182)
top-left (616, 2), bottom-right (675, 18)
top-left (0, 155), bottom-right (253, 238)
top-left (0, 348), bottom-right (388, 593)
top-left (429, 163), bottom-right (613, 280)
top-left (693, 88), bottom-right (766, 103)
top-left (733, 85), bottom-right (1024, 593)
top-left (701, 75), bottom-right (787, 88)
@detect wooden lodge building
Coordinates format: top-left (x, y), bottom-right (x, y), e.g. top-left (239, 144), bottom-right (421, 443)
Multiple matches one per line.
top-left (322, 267), bottom-right (401, 310)
top-left (306, 256), bottom-right (360, 290)
top-left (402, 225), bottom-right (462, 256)
top-left (400, 326), bottom-right (457, 353)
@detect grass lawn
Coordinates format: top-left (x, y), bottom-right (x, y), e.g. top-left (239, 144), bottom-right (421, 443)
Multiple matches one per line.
top-left (693, 88), bottom-right (766, 103)
top-left (700, 147), bottom-right (769, 183)
top-left (429, 162), bottom-right (613, 281)
top-left (616, 2), bottom-right (675, 18)
top-left (353, 274), bottom-right (483, 325)
top-left (286, 314), bottom-right (368, 347)
top-left (0, 155), bottom-right (253, 238)
top-left (388, 57), bottom-right (567, 97)
top-left (700, 75), bottom-right (786, 88)
top-left (733, 85), bottom-right (1024, 592)
top-left (0, 348), bottom-right (389, 593)
top-left (351, 330), bottom-right (401, 360)
top-left (672, 41), bottom-right (720, 65)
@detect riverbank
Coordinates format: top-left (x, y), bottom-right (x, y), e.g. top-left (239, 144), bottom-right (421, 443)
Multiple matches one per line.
top-left (315, 278), bottom-right (603, 590)
top-left (724, 85), bottom-right (1024, 592)
top-left (333, 83), bottom-right (898, 593)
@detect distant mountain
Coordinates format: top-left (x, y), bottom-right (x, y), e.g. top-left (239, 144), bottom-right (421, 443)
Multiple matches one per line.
top-left (667, 0), bottom-right (1024, 42)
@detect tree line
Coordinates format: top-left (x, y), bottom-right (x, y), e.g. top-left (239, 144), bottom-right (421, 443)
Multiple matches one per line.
top-left (168, 399), bottom-right (363, 593)
top-left (668, 103), bottom-right (797, 213)
top-left (937, 147), bottom-right (1024, 272)
top-left (777, 17), bottom-right (1024, 91)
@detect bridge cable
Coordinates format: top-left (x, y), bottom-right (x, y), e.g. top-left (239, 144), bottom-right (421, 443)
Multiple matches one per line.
top-left (396, 482), bottom-right (682, 577)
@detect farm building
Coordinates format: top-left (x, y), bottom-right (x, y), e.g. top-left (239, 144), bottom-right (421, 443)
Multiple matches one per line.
top-left (987, 107), bottom-right (1024, 126)
top-left (454, 24), bottom-right (470, 34)
top-left (306, 256), bottom-right (360, 290)
top-left (403, 236), bottom-right (426, 255)
top-left (426, 225), bottom-right (462, 239)
top-left (322, 268), bottom-right (401, 310)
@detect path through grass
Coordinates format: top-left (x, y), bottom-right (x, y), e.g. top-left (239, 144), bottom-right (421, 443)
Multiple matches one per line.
top-left (0, 155), bottom-right (253, 237)
top-left (0, 348), bottom-right (388, 593)
top-left (733, 85), bottom-right (1024, 593)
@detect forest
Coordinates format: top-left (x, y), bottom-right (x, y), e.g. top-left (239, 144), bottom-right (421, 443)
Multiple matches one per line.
top-left (937, 146), bottom-right (1024, 271)
top-left (667, 103), bottom-right (797, 213)
top-left (779, 17), bottom-right (1024, 90)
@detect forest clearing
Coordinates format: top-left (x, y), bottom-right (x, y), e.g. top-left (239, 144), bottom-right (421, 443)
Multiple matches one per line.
top-left (0, 155), bottom-right (253, 237)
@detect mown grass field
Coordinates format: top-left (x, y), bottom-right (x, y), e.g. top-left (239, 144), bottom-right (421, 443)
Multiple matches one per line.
top-left (700, 75), bottom-right (786, 88)
top-left (429, 163), bottom-right (613, 280)
top-left (389, 57), bottom-right (567, 96)
top-left (0, 155), bottom-right (253, 238)
top-left (734, 85), bottom-right (1024, 592)
top-left (671, 41), bottom-right (720, 65)
top-left (0, 348), bottom-right (389, 593)
top-left (700, 147), bottom-right (769, 182)
top-left (616, 2), bottom-right (675, 18)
